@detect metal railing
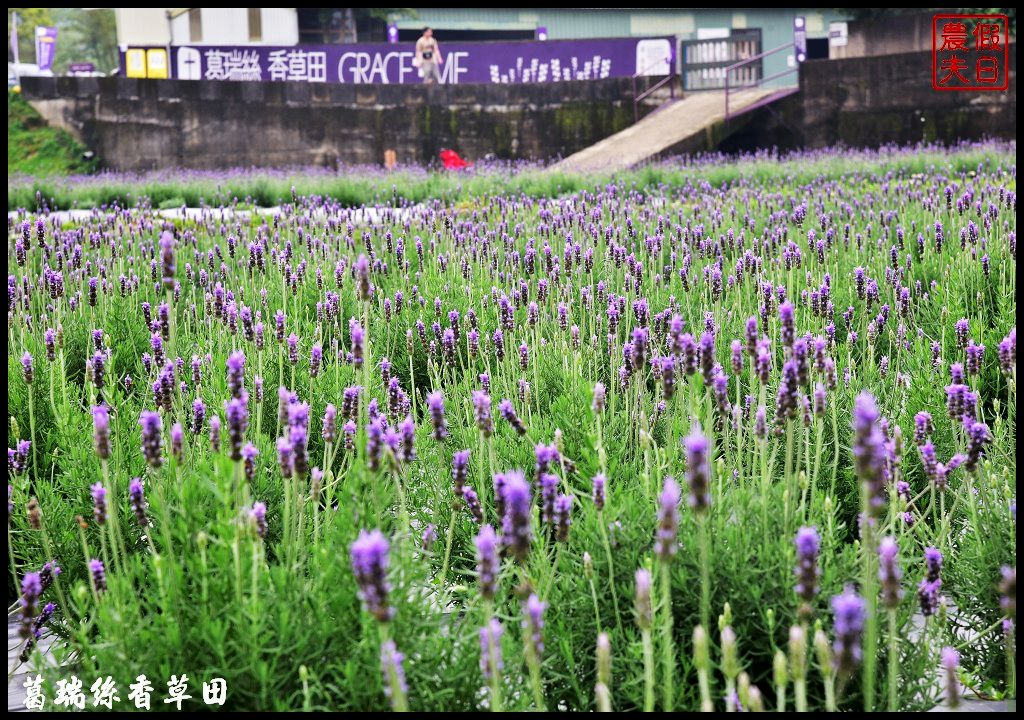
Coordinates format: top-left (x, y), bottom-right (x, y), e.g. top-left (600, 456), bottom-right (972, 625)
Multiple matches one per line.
top-left (724, 41), bottom-right (799, 120)
top-left (680, 30), bottom-right (762, 91)
top-left (631, 54), bottom-right (676, 123)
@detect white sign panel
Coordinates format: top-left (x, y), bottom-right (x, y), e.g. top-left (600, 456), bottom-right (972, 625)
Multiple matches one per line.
top-left (635, 38), bottom-right (672, 76)
top-left (829, 22), bottom-right (849, 47)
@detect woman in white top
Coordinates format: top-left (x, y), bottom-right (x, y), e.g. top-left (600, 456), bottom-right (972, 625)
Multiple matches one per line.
top-left (414, 27), bottom-right (443, 84)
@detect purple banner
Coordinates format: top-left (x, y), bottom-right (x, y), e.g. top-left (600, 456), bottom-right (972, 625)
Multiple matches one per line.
top-left (159, 36), bottom-right (673, 84)
top-left (35, 26), bottom-right (58, 72)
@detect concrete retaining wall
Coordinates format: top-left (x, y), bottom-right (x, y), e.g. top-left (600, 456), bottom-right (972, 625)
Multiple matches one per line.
top-left (20, 47), bottom-right (1016, 171)
top-left (21, 75), bottom-right (643, 170)
top-left (720, 45), bottom-right (1016, 152)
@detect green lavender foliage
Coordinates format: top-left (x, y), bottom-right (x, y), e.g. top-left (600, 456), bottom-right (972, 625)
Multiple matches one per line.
top-left (7, 142), bottom-right (1016, 711)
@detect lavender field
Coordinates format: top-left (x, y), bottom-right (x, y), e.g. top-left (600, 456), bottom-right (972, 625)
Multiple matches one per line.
top-left (7, 143), bottom-right (1017, 711)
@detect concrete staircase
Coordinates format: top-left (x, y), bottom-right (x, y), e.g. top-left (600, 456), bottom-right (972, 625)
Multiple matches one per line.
top-left (551, 87), bottom-right (786, 174)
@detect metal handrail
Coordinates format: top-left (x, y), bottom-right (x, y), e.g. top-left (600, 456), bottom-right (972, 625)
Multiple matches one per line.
top-left (724, 41), bottom-right (798, 120)
top-left (631, 54), bottom-right (675, 123)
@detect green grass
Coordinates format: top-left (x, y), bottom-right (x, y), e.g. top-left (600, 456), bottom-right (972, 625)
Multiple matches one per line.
top-left (7, 140), bottom-right (1014, 212)
top-left (7, 91), bottom-right (99, 177)
top-left (7, 145), bottom-right (1017, 712)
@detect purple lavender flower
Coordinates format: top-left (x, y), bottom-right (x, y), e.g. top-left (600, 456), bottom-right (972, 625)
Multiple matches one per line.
top-left (941, 647), bottom-right (960, 709)
top-left (19, 572), bottom-right (42, 639)
top-left (918, 547), bottom-right (943, 617)
top-left (499, 471), bottom-right (532, 562)
top-left (775, 359), bottom-right (800, 429)
top-left (139, 410), bottom-right (163, 468)
top-left (539, 472), bottom-right (558, 527)
top-left (92, 405), bottom-right (111, 460)
top-left (91, 482), bottom-right (108, 526)
top-left (355, 254), bottom-right (372, 300)
top-left (554, 493), bottom-right (572, 543)
top-left (89, 558), bottom-right (107, 593)
top-left (914, 411), bottom-right (933, 445)
top-left (426, 391), bottom-right (449, 440)
top-left (852, 391), bottom-right (887, 517)
top-left (592, 473), bottom-right (606, 511)
top-left (171, 422), bottom-right (184, 464)
top-left (209, 414), bottom-right (222, 453)
top-left (878, 536), bottom-right (903, 609)
top-left (954, 318), bottom-right (970, 349)
top-left (350, 529), bottom-right (393, 622)
top-left (635, 568), bottom-right (653, 631)
top-left (780, 302), bottom-right (795, 348)
top-left (523, 593), bottom-right (546, 657)
top-left (1000, 566), bottom-right (1015, 622)
top-left (476, 524), bottom-right (499, 600)
top-left (160, 231), bottom-right (176, 289)
top-left (251, 501), bottom-right (267, 538)
top-left (963, 421), bottom-right (991, 472)
top-left (831, 586), bottom-right (866, 676)
top-left (592, 382), bottom-right (606, 414)
top-left (322, 404), bottom-right (337, 444)
top-left (192, 398), bottom-right (206, 435)
top-left (655, 477), bottom-right (681, 561)
top-left (226, 350), bottom-right (246, 399)
top-left (380, 639), bottom-right (407, 709)
top-left (276, 436), bottom-right (294, 478)
top-left (451, 449), bottom-right (471, 494)
top-left (965, 341), bottom-right (984, 376)
top-left (225, 398), bottom-right (248, 462)
top-left (794, 526), bottom-right (821, 611)
top-left (473, 390), bottom-right (494, 438)
top-left (684, 428), bottom-right (711, 512)
top-left (479, 618), bottom-right (504, 680)
top-left (128, 477), bottom-right (148, 526)
top-left (998, 329), bottom-right (1016, 374)
top-left (498, 399), bottom-right (527, 436)
top-left (242, 443), bottom-right (258, 481)
top-left (22, 351), bottom-right (34, 385)
top-left (462, 486), bottom-right (483, 524)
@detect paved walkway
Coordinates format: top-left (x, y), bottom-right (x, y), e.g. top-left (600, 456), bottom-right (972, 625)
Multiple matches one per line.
top-left (550, 87), bottom-right (785, 174)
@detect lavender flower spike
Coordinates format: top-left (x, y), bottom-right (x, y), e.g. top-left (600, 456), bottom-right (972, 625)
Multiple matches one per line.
top-left (139, 410), bottom-right (163, 468)
top-left (684, 427), bottom-right (711, 512)
top-left (831, 586), bottom-right (866, 677)
top-left (655, 477), bottom-right (680, 561)
top-left (350, 529), bottom-right (393, 622)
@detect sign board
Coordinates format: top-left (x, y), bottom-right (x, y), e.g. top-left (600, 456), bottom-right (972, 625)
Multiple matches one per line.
top-left (146, 48), bottom-right (169, 78)
top-left (69, 62), bottom-right (96, 74)
top-left (122, 37), bottom-right (675, 84)
top-left (125, 48), bottom-right (147, 78)
top-left (35, 26), bottom-right (57, 71)
top-left (828, 21), bottom-right (848, 47)
top-left (635, 38), bottom-right (672, 76)
top-left (793, 16), bottom-right (807, 63)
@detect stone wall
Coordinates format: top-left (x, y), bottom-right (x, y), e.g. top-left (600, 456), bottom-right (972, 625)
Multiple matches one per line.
top-left (20, 48), bottom-right (1017, 171)
top-left (829, 11), bottom-right (936, 60)
top-left (720, 45), bottom-right (1016, 152)
top-left (21, 75), bottom-right (643, 171)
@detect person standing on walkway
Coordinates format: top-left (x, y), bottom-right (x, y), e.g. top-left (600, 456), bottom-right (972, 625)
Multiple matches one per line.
top-left (415, 27), bottom-right (443, 84)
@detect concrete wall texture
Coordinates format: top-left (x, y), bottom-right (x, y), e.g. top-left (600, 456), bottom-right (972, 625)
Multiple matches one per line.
top-left (829, 11), bottom-right (935, 60)
top-left (799, 45), bottom-right (1015, 148)
top-left (22, 75), bottom-right (642, 170)
top-left (721, 45), bottom-right (1015, 152)
top-left (20, 45), bottom-right (1016, 172)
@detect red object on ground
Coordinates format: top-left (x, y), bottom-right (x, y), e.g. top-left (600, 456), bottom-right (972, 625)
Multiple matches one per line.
top-left (440, 149), bottom-right (471, 170)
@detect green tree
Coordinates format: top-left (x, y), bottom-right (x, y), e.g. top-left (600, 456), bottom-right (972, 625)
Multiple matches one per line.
top-left (51, 8), bottom-right (118, 74)
top-left (7, 8), bottom-right (54, 63)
